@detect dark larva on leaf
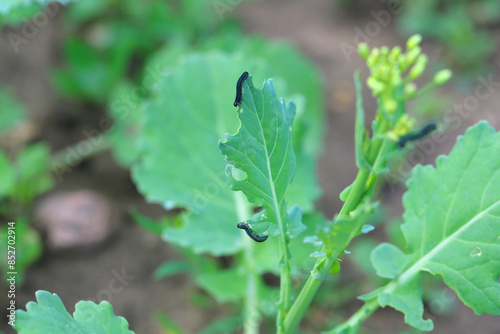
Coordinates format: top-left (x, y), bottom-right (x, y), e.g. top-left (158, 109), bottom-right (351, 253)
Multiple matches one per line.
top-left (398, 122), bottom-right (437, 148)
top-left (237, 222), bottom-right (268, 242)
top-left (233, 71), bottom-right (249, 107)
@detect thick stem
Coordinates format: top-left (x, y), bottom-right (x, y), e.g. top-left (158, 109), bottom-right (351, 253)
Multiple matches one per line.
top-left (283, 249), bottom-right (337, 333)
top-left (235, 192), bottom-right (260, 334)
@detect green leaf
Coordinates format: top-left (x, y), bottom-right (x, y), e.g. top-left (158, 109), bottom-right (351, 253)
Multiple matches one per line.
top-left (371, 121), bottom-right (500, 330)
top-left (133, 48), bottom-right (324, 255)
top-left (14, 290), bottom-right (134, 333)
top-left (146, 37), bottom-right (324, 212)
top-left (51, 37), bottom-right (128, 102)
top-left (11, 143), bottom-right (53, 204)
top-left (0, 89), bottom-right (25, 133)
top-left (155, 312), bottom-right (186, 334)
top-left (205, 34), bottom-right (325, 211)
top-left (0, 150), bottom-right (14, 197)
top-left (132, 53), bottom-right (268, 255)
top-left (350, 238), bottom-right (384, 282)
top-left (153, 261), bottom-right (190, 280)
top-left (106, 82), bottom-right (143, 167)
top-left (219, 75), bottom-right (296, 236)
top-left (130, 210), bottom-right (168, 237)
top-left (195, 269), bottom-right (246, 302)
top-left (0, 218), bottom-right (42, 286)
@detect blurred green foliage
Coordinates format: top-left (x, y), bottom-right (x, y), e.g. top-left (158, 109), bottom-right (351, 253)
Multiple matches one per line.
top-left (0, 93), bottom-right (49, 286)
top-left (51, 0), bottom-right (219, 102)
top-left (395, 0), bottom-right (500, 75)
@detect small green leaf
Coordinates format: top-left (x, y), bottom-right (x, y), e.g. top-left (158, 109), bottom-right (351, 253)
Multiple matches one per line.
top-left (379, 276), bottom-right (432, 331)
top-left (0, 218), bottom-right (42, 286)
top-left (0, 89), bottom-right (25, 133)
top-left (0, 150), bottom-right (14, 197)
top-left (329, 259), bottom-right (341, 274)
top-left (130, 210), bottom-right (168, 236)
top-left (195, 269), bottom-right (246, 302)
top-left (14, 290), bottom-right (134, 333)
top-left (287, 205), bottom-right (306, 238)
top-left (12, 143), bottom-right (53, 204)
top-left (153, 261), bottom-right (190, 280)
top-left (371, 243), bottom-right (409, 279)
top-left (371, 121), bottom-right (500, 330)
top-left (107, 82), bottom-right (143, 167)
top-left (155, 312), bottom-right (186, 334)
top-left (350, 239), bottom-right (384, 282)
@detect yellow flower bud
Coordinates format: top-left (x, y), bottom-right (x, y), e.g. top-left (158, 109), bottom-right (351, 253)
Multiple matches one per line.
top-left (408, 55), bottom-right (428, 80)
top-left (384, 99), bottom-right (397, 114)
top-left (433, 69), bottom-right (453, 85)
top-left (405, 47), bottom-right (422, 67)
top-left (367, 76), bottom-right (385, 96)
top-left (358, 43), bottom-right (370, 59)
top-left (389, 46), bottom-right (401, 61)
top-left (404, 83), bottom-right (417, 98)
top-left (406, 34), bottom-right (422, 50)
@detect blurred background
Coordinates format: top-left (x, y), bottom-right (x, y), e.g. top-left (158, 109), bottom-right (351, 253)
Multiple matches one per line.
top-left (0, 0), bottom-right (499, 333)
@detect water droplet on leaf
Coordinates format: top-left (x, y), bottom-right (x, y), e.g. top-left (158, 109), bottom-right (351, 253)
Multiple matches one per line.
top-left (470, 247), bottom-right (482, 257)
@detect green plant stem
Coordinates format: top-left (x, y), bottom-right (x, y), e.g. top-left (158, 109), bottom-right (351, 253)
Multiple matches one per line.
top-left (277, 211), bottom-right (291, 334)
top-left (50, 136), bottom-right (111, 172)
top-left (235, 192), bottom-right (260, 334)
top-left (283, 118), bottom-right (391, 334)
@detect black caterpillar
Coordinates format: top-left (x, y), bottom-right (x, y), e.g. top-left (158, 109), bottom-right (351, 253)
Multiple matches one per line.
top-left (233, 71), bottom-right (249, 107)
top-left (398, 122), bottom-right (437, 148)
top-left (237, 222), bottom-right (268, 242)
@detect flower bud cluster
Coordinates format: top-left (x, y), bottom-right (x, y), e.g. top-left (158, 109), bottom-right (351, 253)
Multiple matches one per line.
top-left (358, 35), bottom-right (452, 137)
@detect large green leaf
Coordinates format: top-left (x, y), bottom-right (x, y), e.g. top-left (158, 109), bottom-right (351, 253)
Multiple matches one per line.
top-left (132, 51), bottom-right (322, 255)
top-left (203, 34), bottom-right (325, 211)
top-left (14, 290), bottom-right (134, 334)
top-left (219, 75), bottom-right (296, 236)
top-left (144, 37), bottom-right (324, 212)
top-left (132, 52), bottom-right (271, 255)
top-left (370, 121), bottom-right (500, 330)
